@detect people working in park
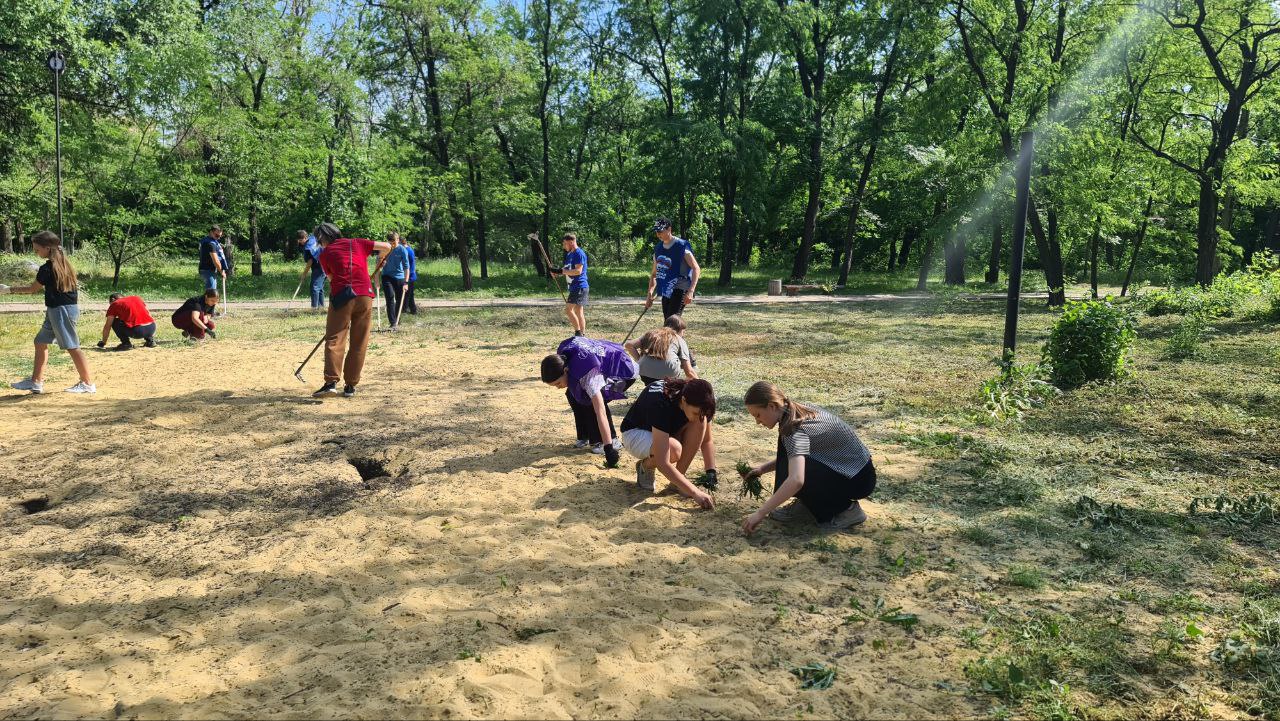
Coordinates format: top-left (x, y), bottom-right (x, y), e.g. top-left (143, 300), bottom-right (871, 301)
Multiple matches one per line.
top-left (540, 335), bottom-right (637, 466)
top-left (625, 325), bottom-right (696, 387)
top-left (739, 381), bottom-right (876, 534)
top-left (198, 225), bottom-right (226, 293)
top-left (313, 222), bottom-right (392, 397)
top-left (404, 237), bottom-right (419, 315)
top-left (98, 293), bottom-right (157, 350)
top-left (376, 231), bottom-right (410, 329)
top-left (619, 378), bottom-right (717, 507)
top-left (550, 232), bottom-right (589, 336)
top-left (172, 290), bottom-right (219, 341)
top-left (645, 217), bottom-right (700, 320)
top-left (3, 231), bottom-right (96, 394)
top-left (297, 230), bottom-right (327, 309)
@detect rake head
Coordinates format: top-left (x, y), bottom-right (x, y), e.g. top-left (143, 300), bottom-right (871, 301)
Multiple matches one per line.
top-left (294, 367), bottom-right (306, 383)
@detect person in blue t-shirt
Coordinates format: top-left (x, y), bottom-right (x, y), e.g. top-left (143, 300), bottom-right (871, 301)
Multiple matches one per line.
top-left (375, 231), bottom-right (411, 329)
top-left (197, 225), bottom-right (226, 292)
top-left (645, 217), bottom-right (700, 320)
top-left (551, 232), bottom-right (589, 336)
top-left (404, 240), bottom-right (418, 315)
top-left (297, 230), bottom-right (328, 309)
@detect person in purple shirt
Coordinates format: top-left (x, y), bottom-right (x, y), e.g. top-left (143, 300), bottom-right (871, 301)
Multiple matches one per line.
top-left (540, 335), bottom-right (639, 467)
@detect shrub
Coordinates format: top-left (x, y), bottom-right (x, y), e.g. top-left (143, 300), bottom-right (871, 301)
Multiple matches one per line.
top-left (1138, 287), bottom-right (1192, 317)
top-left (1042, 299), bottom-right (1137, 388)
top-left (1165, 312), bottom-right (1211, 359)
top-left (980, 356), bottom-right (1060, 421)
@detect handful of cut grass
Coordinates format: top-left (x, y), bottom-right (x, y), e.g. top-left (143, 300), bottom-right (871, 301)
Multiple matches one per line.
top-left (737, 461), bottom-right (763, 499)
top-left (692, 471), bottom-right (718, 491)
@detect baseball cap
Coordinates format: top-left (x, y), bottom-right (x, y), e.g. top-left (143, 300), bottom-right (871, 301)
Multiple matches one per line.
top-left (652, 217), bottom-right (672, 233)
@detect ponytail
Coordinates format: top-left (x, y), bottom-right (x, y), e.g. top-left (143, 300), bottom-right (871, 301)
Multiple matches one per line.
top-left (32, 230), bottom-right (77, 293)
top-left (743, 381), bottom-right (818, 436)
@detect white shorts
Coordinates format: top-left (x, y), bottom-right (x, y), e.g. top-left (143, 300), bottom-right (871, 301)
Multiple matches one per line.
top-left (621, 429), bottom-right (653, 460)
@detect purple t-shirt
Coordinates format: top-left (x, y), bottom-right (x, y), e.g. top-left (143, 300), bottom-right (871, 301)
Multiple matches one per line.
top-left (558, 336), bottom-right (638, 406)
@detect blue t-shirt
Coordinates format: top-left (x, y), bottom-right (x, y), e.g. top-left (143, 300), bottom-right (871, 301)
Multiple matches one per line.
top-left (405, 245), bottom-right (418, 281)
top-left (198, 236), bottom-right (223, 272)
top-left (564, 247), bottom-right (588, 290)
top-left (653, 237), bottom-right (693, 298)
top-left (381, 245), bottom-right (410, 281)
top-left (302, 236), bottom-right (324, 268)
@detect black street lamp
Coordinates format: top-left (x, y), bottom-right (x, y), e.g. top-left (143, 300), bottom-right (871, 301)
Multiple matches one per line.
top-left (47, 49), bottom-right (66, 253)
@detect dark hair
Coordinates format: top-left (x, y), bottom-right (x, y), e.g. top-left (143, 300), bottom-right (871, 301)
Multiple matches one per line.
top-left (561, 232), bottom-right (577, 242)
top-left (203, 289), bottom-right (220, 300)
top-left (211, 225), bottom-right (222, 234)
top-left (540, 353), bottom-right (568, 383)
top-left (109, 293), bottom-right (121, 302)
top-left (663, 314), bottom-right (686, 333)
top-left (313, 222), bottom-right (341, 244)
top-left (662, 377), bottom-right (716, 420)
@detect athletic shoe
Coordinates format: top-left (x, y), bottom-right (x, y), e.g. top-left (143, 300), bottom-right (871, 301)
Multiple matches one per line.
top-left (342, 385), bottom-right (357, 397)
top-left (11, 378), bottom-right (44, 394)
top-left (114, 342), bottom-right (134, 351)
top-left (181, 331), bottom-right (190, 339)
top-left (313, 382), bottom-right (339, 397)
top-left (635, 460), bottom-right (655, 492)
top-left (591, 443), bottom-right (604, 454)
top-left (143, 338), bottom-right (157, 348)
top-left (65, 382), bottom-right (96, 394)
top-left (574, 439), bottom-right (590, 449)
top-left (817, 501), bottom-right (868, 532)
top-left (769, 499), bottom-right (813, 524)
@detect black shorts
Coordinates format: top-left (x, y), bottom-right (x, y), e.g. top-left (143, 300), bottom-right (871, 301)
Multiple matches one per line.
top-left (568, 287), bottom-right (589, 306)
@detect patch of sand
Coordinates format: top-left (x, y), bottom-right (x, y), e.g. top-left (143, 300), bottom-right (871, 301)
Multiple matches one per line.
top-left (0, 329), bottom-right (990, 718)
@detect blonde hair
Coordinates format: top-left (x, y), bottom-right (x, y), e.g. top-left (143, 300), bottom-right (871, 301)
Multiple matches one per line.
top-left (637, 327), bottom-right (677, 360)
top-left (32, 231), bottom-right (77, 293)
top-left (743, 381), bottom-right (818, 436)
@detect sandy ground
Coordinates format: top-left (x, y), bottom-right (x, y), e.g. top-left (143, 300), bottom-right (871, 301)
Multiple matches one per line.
top-left (0, 324), bottom-right (994, 719)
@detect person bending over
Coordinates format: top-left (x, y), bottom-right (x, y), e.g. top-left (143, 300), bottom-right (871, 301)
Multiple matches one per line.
top-left (171, 290), bottom-right (219, 341)
top-left (619, 378), bottom-right (717, 508)
top-left (541, 335), bottom-right (638, 466)
top-left (624, 327), bottom-right (696, 387)
top-left (740, 381), bottom-right (877, 534)
top-left (98, 293), bottom-right (157, 350)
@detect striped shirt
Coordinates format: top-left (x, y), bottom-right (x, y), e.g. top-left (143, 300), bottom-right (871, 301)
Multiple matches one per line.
top-left (780, 405), bottom-right (871, 478)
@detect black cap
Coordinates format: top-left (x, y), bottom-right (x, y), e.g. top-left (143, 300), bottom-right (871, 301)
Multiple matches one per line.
top-left (652, 217), bottom-right (672, 233)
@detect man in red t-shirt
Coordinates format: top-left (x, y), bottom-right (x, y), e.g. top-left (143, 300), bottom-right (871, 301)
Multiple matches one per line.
top-left (313, 222), bottom-right (391, 398)
top-left (97, 293), bottom-right (157, 350)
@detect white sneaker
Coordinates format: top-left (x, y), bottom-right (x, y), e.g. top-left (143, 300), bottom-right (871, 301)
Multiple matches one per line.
top-left (769, 499), bottom-right (813, 524)
top-left (591, 443), bottom-right (605, 454)
top-left (574, 439), bottom-right (590, 449)
top-left (11, 378), bottom-right (44, 394)
top-left (65, 382), bottom-right (96, 394)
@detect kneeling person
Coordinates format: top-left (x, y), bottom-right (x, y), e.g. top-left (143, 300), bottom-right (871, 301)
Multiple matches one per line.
top-left (98, 293), bottom-right (157, 350)
top-left (172, 290), bottom-right (219, 340)
top-left (740, 381), bottom-right (876, 534)
top-left (619, 378), bottom-right (718, 509)
top-left (540, 335), bottom-right (638, 467)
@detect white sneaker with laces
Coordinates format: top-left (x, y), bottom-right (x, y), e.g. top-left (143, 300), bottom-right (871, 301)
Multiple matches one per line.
top-left (65, 381), bottom-right (96, 394)
top-left (12, 378), bottom-right (44, 394)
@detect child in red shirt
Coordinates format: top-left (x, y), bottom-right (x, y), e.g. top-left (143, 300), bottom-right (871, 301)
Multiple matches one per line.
top-left (97, 294), bottom-right (157, 350)
top-left (313, 222), bottom-right (391, 398)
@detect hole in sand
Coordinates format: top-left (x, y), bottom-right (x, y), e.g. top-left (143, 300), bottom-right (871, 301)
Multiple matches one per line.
top-left (347, 456), bottom-right (390, 482)
top-left (18, 497), bottom-right (49, 514)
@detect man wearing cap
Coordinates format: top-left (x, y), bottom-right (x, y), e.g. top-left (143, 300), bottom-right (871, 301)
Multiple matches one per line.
top-left (312, 222), bottom-right (392, 398)
top-left (645, 217), bottom-right (700, 320)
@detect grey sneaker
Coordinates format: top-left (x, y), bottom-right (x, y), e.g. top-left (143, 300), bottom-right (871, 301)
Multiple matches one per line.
top-left (574, 439), bottom-right (590, 449)
top-left (635, 460), bottom-right (655, 492)
top-left (65, 381), bottom-right (97, 394)
top-left (12, 378), bottom-right (44, 394)
top-left (817, 501), bottom-right (868, 531)
top-left (591, 443), bottom-right (605, 455)
top-left (769, 499), bottom-right (813, 524)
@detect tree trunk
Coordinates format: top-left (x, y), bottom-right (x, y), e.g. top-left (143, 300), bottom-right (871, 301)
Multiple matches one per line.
top-left (943, 234), bottom-right (965, 285)
top-left (1026, 196), bottom-right (1066, 306)
top-left (449, 192), bottom-right (472, 290)
top-left (1195, 173), bottom-right (1219, 286)
top-left (718, 174), bottom-right (737, 286)
top-left (1088, 213), bottom-right (1102, 298)
top-left (916, 236), bottom-right (936, 290)
top-left (466, 154), bottom-right (489, 280)
top-left (886, 236), bottom-right (896, 272)
top-left (791, 126), bottom-right (822, 282)
top-left (897, 227), bottom-right (916, 269)
top-left (15, 216), bottom-right (24, 253)
top-left (1105, 237), bottom-right (1115, 269)
top-left (1120, 195), bottom-right (1155, 297)
top-left (250, 202), bottom-right (263, 276)
top-left (737, 205), bottom-right (752, 265)
top-left (538, 0), bottom-right (553, 272)
top-left (985, 215), bottom-right (1002, 284)
top-left (0, 217), bottom-right (10, 253)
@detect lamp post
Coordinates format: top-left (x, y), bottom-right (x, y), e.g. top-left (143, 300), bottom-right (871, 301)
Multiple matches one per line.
top-left (1002, 130), bottom-right (1035, 362)
top-left (47, 49), bottom-right (66, 253)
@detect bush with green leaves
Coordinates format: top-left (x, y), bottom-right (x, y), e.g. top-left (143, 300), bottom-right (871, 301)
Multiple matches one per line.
top-left (980, 356), bottom-right (1060, 421)
top-left (1165, 312), bottom-right (1211, 359)
top-left (1042, 299), bottom-right (1138, 388)
top-left (1139, 254), bottom-right (1280, 319)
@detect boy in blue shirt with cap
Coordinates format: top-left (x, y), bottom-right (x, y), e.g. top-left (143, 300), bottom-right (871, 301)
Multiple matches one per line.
top-left (297, 229), bottom-right (327, 309)
top-left (645, 217), bottom-right (700, 320)
top-left (551, 232), bottom-right (589, 336)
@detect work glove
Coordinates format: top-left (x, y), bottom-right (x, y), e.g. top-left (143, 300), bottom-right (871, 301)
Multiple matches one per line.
top-left (206, 329), bottom-right (217, 339)
top-left (603, 444), bottom-right (620, 469)
top-left (96, 340), bottom-right (106, 349)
